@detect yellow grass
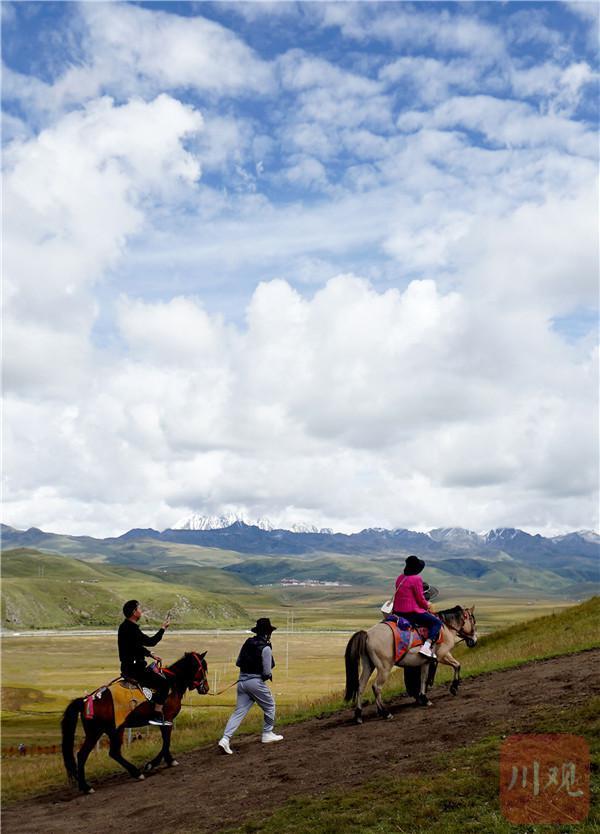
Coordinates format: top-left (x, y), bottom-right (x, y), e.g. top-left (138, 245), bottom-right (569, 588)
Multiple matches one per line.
top-left (0, 594), bottom-right (588, 802)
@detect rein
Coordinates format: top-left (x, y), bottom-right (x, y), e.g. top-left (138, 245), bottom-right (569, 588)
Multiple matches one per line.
top-left (208, 680), bottom-right (238, 696)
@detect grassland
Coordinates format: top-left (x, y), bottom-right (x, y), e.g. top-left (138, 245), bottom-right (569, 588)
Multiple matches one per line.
top-left (1, 596), bottom-right (598, 803)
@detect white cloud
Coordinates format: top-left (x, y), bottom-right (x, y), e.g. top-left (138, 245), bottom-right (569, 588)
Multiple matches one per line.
top-left (453, 185), bottom-right (599, 314)
top-left (316, 4), bottom-right (505, 60)
top-left (277, 49), bottom-right (392, 135)
top-left (2, 4), bottom-right (274, 121)
top-left (3, 3), bottom-right (597, 537)
top-left (4, 274), bottom-right (597, 536)
top-left (398, 94), bottom-right (597, 157)
top-left (509, 61), bottom-right (596, 114)
top-left (3, 94), bottom-right (203, 394)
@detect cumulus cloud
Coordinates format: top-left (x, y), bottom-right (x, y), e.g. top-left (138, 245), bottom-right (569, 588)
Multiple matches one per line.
top-left (2, 3), bottom-right (597, 537)
top-left (4, 273), bottom-right (597, 536)
top-left (3, 94), bottom-right (203, 394)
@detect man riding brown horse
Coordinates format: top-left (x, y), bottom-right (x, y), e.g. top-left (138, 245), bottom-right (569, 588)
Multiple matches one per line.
top-left (118, 600), bottom-right (172, 725)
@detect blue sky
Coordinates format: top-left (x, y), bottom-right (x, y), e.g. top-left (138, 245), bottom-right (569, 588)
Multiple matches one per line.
top-left (2, 1), bottom-right (598, 536)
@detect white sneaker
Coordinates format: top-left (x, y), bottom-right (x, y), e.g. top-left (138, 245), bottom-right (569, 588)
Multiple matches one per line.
top-left (419, 641), bottom-right (435, 658)
top-left (218, 737), bottom-right (233, 755)
top-left (148, 715), bottom-right (173, 726)
top-left (261, 731), bottom-right (283, 744)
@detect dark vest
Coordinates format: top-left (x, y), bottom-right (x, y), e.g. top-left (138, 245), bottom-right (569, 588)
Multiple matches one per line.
top-left (237, 636), bottom-right (275, 675)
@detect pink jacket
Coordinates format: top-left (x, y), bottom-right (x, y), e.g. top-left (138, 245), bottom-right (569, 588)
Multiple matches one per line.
top-left (393, 574), bottom-right (429, 614)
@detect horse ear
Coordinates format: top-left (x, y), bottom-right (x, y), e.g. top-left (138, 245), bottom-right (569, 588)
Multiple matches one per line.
top-left (200, 651), bottom-right (207, 660)
top-left (470, 604), bottom-right (475, 613)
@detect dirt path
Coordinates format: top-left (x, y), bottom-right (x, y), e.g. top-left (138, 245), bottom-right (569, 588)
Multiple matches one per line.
top-left (3, 650), bottom-right (598, 834)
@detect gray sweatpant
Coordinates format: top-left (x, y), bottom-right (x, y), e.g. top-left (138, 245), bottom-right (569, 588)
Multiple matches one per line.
top-left (222, 677), bottom-right (275, 738)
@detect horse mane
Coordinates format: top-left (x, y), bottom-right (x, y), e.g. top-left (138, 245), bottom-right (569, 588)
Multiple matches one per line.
top-left (167, 653), bottom-right (196, 679)
top-left (437, 605), bottom-right (464, 628)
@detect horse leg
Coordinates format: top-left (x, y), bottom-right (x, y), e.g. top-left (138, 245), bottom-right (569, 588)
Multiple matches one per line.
top-left (163, 725), bottom-right (178, 767)
top-left (76, 724), bottom-right (103, 794)
top-left (108, 728), bottom-right (144, 780)
top-left (416, 662), bottom-right (433, 707)
top-left (440, 652), bottom-right (461, 695)
top-left (145, 725), bottom-right (176, 771)
top-left (372, 663), bottom-right (393, 720)
top-left (355, 653), bottom-right (374, 724)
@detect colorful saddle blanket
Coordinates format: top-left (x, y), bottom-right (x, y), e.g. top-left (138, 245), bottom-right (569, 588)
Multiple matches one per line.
top-left (382, 618), bottom-right (441, 664)
top-left (84, 679), bottom-right (152, 728)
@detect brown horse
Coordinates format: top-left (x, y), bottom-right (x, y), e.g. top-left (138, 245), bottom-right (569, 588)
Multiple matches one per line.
top-left (62, 651), bottom-right (209, 793)
top-left (345, 606), bottom-right (477, 723)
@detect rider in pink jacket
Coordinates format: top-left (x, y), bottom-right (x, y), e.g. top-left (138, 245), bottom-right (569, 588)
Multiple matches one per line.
top-left (392, 555), bottom-right (441, 658)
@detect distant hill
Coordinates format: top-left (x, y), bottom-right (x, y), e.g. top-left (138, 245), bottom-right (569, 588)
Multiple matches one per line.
top-left (1, 548), bottom-right (250, 630)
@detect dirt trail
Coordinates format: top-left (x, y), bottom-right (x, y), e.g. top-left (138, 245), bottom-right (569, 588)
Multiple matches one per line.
top-left (3, 650), bottom-right (598, 834)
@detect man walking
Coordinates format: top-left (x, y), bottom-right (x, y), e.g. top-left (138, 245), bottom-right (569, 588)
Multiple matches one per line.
top-left (218, 618), bottom-right (283, 754)
top-left (118, 600), bottom-right (172, 726)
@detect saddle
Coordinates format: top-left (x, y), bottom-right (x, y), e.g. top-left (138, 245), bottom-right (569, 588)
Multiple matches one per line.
top-left (84, 679), bottom-right (153, 728)
top-left (382, 617), bottom-right (442, 665)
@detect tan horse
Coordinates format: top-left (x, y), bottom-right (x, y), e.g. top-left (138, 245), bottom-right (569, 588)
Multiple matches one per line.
top-left (344, 605), bottom-right (477, 723)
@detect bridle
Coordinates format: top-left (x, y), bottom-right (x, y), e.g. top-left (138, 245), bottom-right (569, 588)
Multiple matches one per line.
top-left (457, 608), bottom-right (477, 647)
top-left (160, 652), bottom-right (209, 694)
top-left (189, 651), bottom-right (209, 693)
top-left (442, 607), bottom-right (477, 647)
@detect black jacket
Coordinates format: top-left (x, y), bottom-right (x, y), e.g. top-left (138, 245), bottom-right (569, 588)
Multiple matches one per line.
top-left (118, 619), bottom-right (164, 675)
top-left (236, 635), bottom-right (275, 676)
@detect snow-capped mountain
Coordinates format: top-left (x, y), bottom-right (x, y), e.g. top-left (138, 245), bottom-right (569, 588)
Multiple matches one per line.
top-left (554, 530), bottom-right (600, 545)
top-left (172, 513), bottom-right (331, 534)
top-left (428, 527), bottom-right (483, 546)
top-left (173, 512), bottom-right (274, 531)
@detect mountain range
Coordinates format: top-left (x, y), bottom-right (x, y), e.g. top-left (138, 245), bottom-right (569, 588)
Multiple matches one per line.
top-left (1, 522), bottom-right (598, 582)
top-left (1, 521), bottom-right (598, 630)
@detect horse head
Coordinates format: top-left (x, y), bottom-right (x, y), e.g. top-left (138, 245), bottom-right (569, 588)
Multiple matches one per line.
top-left (459, 607), bottom-right (478, 648)
top-left (186, 651), bottom-right (209, 694)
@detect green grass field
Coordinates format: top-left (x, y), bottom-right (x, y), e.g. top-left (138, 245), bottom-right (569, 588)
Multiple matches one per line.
top-left (2, 595), bottom-right (598, 804)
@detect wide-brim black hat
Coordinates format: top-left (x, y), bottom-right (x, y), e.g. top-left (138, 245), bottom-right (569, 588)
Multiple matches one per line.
top-left (251, 617), bottom-right (277, 634)
top-left (404, 555), bottom-right (425, 575)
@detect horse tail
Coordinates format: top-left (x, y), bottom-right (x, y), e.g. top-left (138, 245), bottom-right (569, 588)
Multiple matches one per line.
top-left (61, 698), bottom-right (83, 782)
top-left (344, 630), bottom-right (368, 702)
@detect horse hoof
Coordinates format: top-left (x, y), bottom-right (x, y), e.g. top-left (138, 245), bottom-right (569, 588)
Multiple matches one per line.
top-left (144, 763), bottom-right (153, 772)
top-left (137, 774), bottom-right (145, 781)
top-left (169, 760), bottom-right (179, 767)
top-left (386, 713), bottom-right (393, 720)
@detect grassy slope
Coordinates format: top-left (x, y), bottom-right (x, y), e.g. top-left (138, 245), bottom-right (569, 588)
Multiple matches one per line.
top-left (223, 699), bottom-right (600, 834)
top-left (2, 597), bottom-right (598, 805)
top-left (1, 549), bottom-right (249, 629)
